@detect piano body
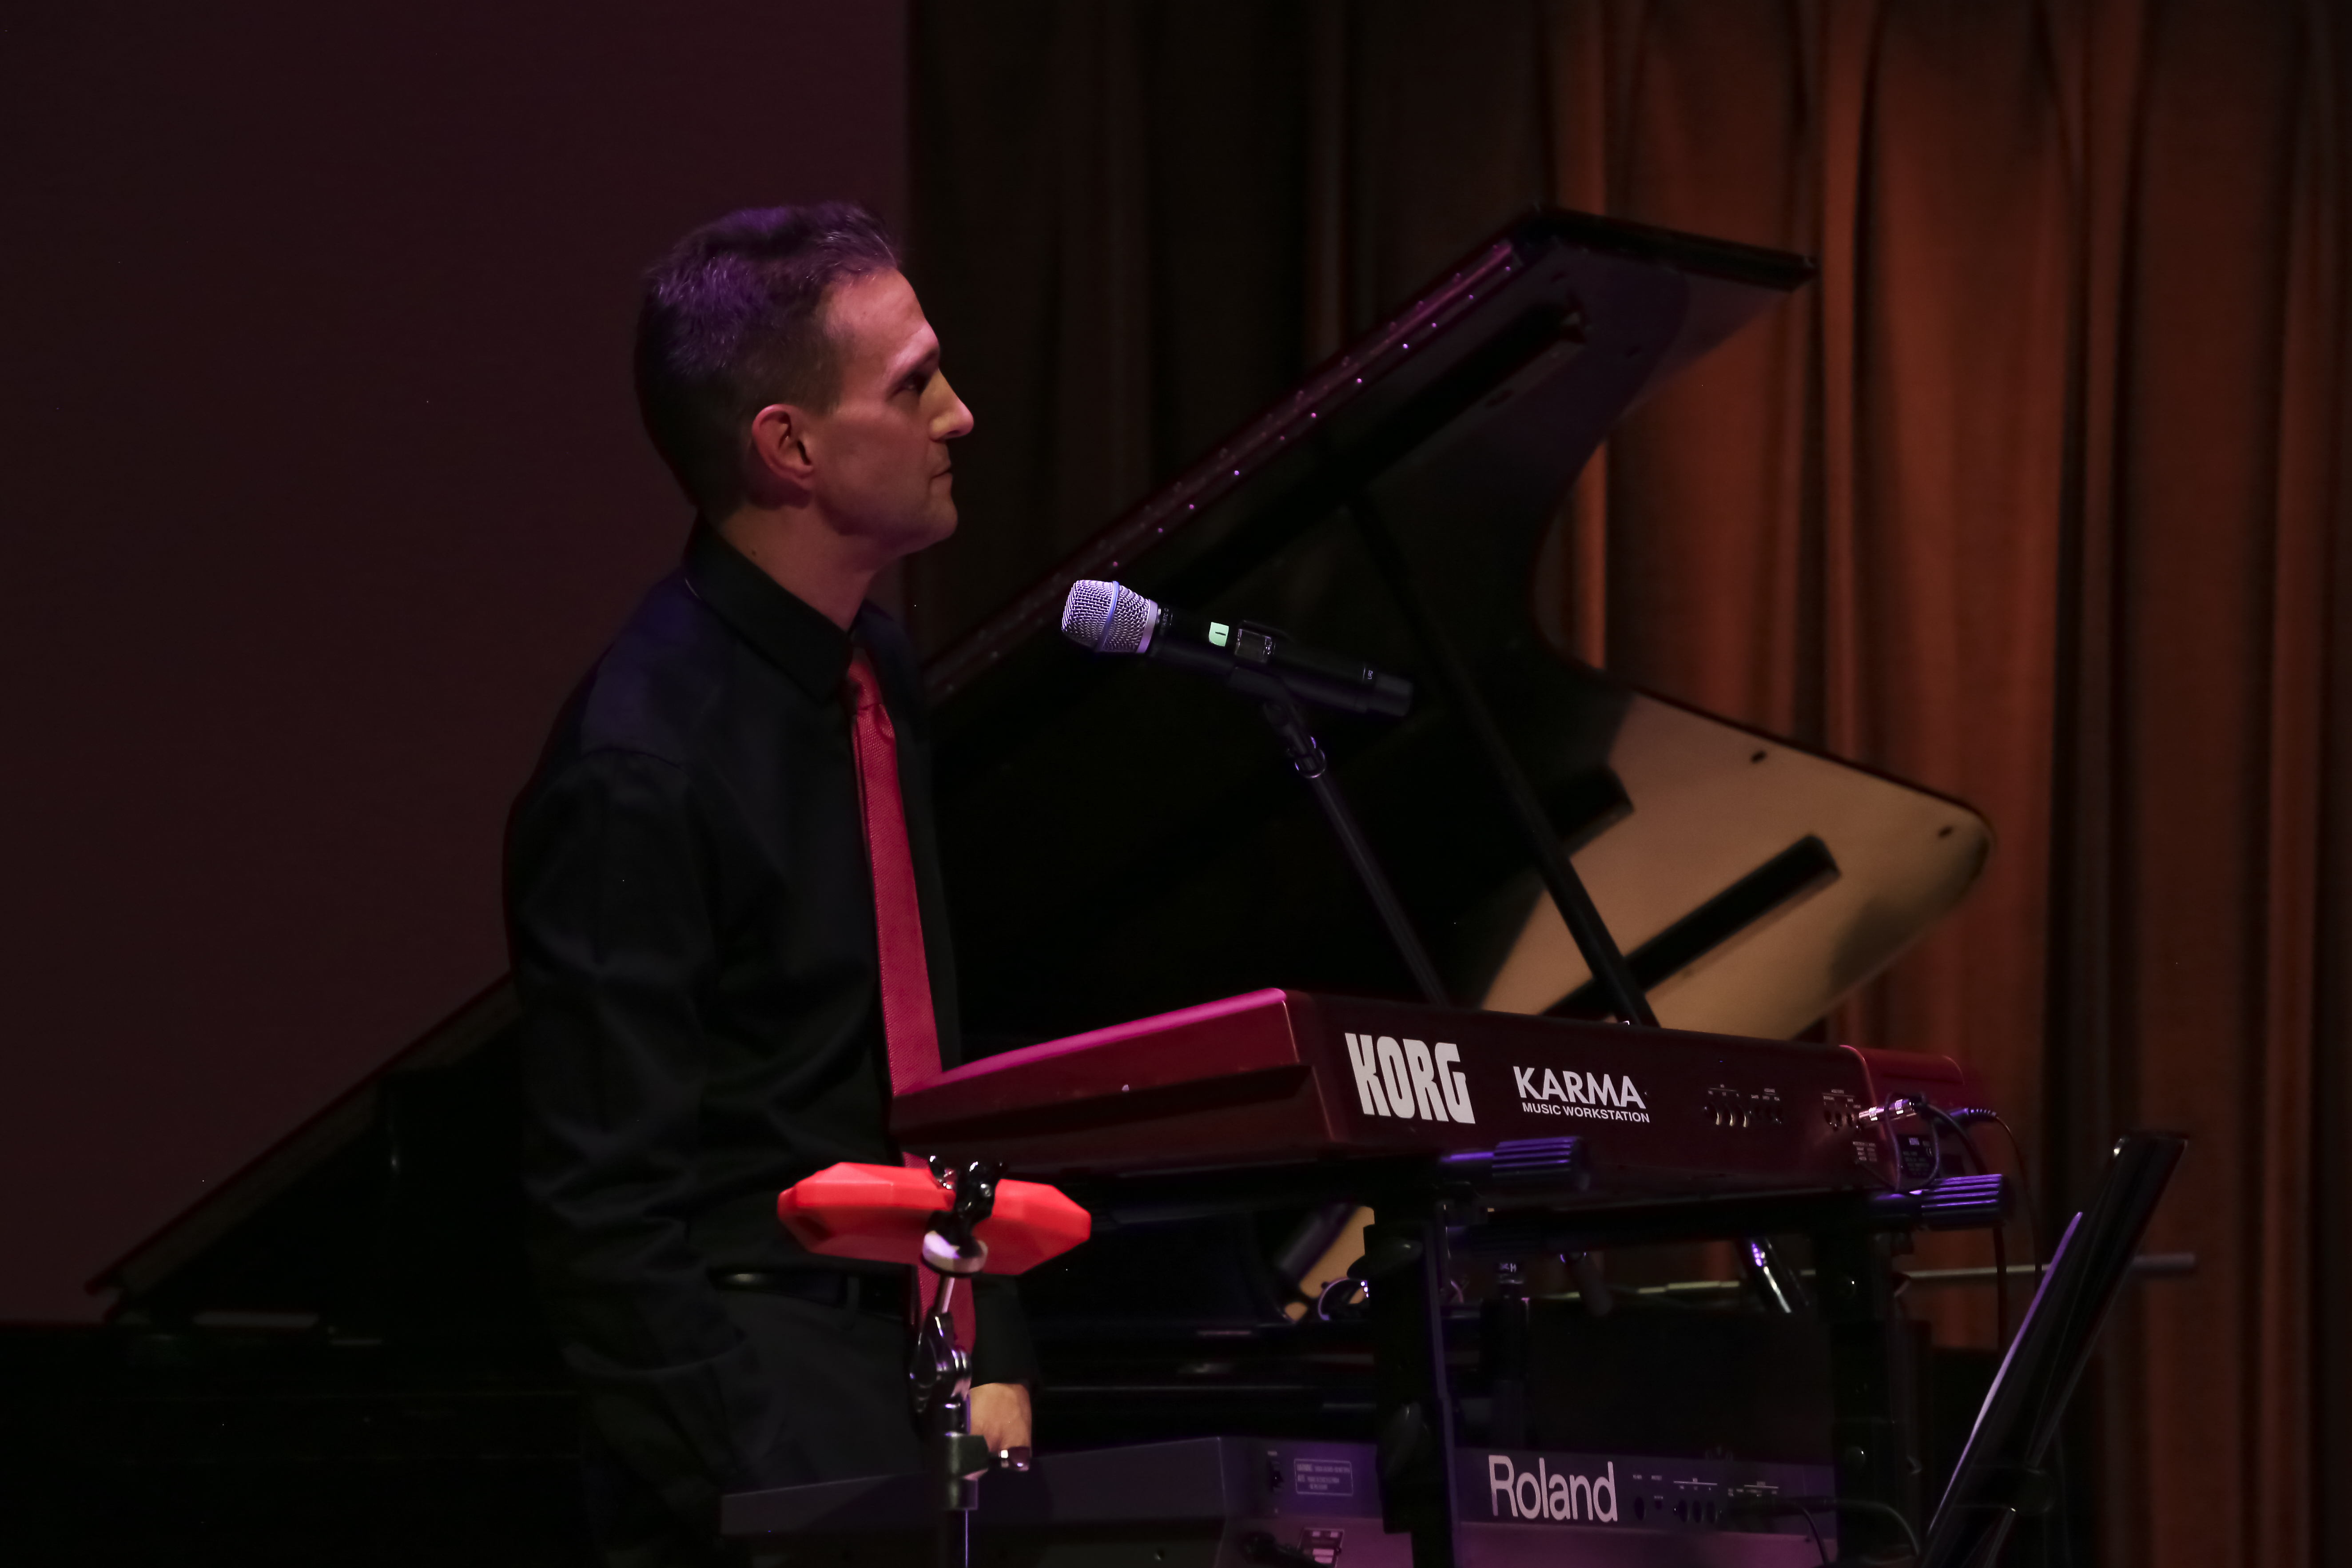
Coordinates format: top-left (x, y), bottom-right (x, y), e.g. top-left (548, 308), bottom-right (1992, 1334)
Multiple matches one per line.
top-left (27, 211), bottom-right (2006, 1565)
top-left (920, 208), bottom-right (1987, 1048)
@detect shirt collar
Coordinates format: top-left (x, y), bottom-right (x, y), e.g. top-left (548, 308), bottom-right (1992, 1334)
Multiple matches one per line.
top-left (682, 522), bottom-right (854, 700)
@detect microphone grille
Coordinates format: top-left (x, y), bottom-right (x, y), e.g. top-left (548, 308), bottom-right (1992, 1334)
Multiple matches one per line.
top-left (1060, 579), bottom-right (1158, 655)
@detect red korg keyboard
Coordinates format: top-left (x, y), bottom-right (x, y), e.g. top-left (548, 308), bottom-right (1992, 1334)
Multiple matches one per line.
top-left (891, 990), bottom-right (1978, 1192)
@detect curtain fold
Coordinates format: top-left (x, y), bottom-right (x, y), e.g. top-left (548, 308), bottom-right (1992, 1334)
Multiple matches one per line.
top-left (908, 4), bottom-right (2349, 1560)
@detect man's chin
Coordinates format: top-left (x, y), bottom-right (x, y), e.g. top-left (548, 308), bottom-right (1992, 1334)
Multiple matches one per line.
top-left (876, 509), bottom-right (957, 563)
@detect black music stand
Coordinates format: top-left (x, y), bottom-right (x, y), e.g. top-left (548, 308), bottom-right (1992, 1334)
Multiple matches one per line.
top-left (1920, 1131), bottom-right (2185, 1568)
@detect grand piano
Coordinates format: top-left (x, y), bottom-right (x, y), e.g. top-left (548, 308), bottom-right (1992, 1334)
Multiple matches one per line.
top-left (15, 210), bottom-right (2014, 1566)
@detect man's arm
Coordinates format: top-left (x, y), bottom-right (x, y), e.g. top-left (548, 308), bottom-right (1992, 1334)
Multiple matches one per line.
top-left (510, 749), bottom-right (788, 1511)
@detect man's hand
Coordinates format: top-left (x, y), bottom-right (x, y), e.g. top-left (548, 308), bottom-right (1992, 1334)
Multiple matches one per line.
top-left (967, 1381), bottom-right (1032, 1455)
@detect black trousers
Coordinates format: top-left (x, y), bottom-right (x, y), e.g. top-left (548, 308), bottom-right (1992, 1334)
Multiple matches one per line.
top-left (580, 1284), bottom-right (923, 1568)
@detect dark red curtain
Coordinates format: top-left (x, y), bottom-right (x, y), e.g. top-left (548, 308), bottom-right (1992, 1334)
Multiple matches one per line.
top-left (909, 3), bottom-right (2351, 1563)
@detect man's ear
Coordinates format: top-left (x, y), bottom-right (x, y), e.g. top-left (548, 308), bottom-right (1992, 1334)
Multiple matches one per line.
top-left (744, 402), bottom-right (816, 505)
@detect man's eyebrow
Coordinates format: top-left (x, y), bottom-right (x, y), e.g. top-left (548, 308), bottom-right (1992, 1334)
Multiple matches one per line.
top-left (888, 334), bottom-right (941, 383)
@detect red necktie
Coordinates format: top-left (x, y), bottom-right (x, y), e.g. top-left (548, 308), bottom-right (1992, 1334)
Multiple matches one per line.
top-left (844, 651), bottom-right (944, 1099)
top-left (846, 653), bottom-right (969, 1345)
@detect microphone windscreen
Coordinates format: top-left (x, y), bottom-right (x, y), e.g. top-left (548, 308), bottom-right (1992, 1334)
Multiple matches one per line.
top-left (1060, 580), bottom-right (1159, 655)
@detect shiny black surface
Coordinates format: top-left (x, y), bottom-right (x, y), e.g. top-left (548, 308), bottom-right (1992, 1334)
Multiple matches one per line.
top-left (923, 210), bottom-right (1808, 1045)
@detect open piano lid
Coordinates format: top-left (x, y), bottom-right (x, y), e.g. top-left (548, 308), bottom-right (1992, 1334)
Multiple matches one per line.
top-left (927, 207), bottom-right (1990, 1048)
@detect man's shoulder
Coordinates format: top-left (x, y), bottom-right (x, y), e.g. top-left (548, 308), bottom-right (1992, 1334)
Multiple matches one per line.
top-left (568, 570), bottom-right (732, 768)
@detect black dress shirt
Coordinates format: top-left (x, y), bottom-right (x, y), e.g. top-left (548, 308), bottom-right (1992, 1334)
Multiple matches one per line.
top-left (508, 523), bottom-right (1028, 1493)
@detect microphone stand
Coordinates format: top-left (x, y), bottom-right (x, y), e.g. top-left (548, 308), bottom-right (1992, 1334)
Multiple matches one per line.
top-left (1248, 685), bottom-right (1465, 1568)
top-left (909, 1160), bottom-right (1029, 1568)
top-left (1246, 681), bottom-right (1449, 1008)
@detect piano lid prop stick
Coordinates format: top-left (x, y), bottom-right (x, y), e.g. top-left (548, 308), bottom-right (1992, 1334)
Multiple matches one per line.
top-left (1347, 497), bottom-right (1658, 1027)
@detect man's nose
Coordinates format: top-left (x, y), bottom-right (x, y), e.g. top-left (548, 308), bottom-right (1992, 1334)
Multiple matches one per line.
top-left (932, 374), bottom-right (975, 441)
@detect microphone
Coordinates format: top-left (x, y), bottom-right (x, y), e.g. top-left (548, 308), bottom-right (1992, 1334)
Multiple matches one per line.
top-left (1060, 579), bottom-right (1413, 718)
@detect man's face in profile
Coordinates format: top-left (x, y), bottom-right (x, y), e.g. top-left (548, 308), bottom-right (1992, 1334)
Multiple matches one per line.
top-left (801, 268), bottom-right (973, 564)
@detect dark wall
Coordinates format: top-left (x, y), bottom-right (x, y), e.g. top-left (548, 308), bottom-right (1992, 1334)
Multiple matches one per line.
top-left (0, 2), bottom-right (905, 1321)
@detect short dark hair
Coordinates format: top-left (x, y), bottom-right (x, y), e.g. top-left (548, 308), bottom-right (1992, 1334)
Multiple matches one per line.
top-left (633, 202), bottom-right (900, 516)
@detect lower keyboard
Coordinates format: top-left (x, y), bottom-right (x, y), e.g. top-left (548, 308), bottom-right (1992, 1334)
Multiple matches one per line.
top-left (723, 1434), bottom-right (1837, 1566)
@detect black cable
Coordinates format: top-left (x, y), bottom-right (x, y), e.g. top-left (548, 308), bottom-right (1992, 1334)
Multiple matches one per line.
top-left (1724, 1497), bottom-right (1828, 1564)
top-left (1983, 1111), bottom-right (2044, 1285)
top-left (1993, 1219), bottom-right (2012, 1353)
top-left (1830, 1498), bottom-right (1925, 1562)
top-left (1917, 1102), bottom-right (2009, 1352)
top-left (1950, 1107), bottom-right (2044, 1285)
top-left (1731, 1496), bottom-right (1921, 1564)
top-left (1793, 1501), bottom-right (1829, 1566)
top-left (1966, 1128), bottom-right (2013, 1356)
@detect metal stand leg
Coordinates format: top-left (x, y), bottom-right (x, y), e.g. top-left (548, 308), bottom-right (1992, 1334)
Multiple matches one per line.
top-left (1362, 1208), bottom-right (1461, 1568)
top-left (1741, 1235), bottom-right (1811, 1314)
top-left (1815, 1226), bottom-right (1920, 1560)
top-left (936, 1467), bottom-right (974, 1568)
top-left (909, 1162), bottom-right (1020, 1568)
top-left (1479, 1266), bottom-right (1531, 1449)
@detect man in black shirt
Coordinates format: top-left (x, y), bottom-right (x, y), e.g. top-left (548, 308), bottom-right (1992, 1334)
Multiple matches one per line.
top-left (508, 204), bottom-right (1030, 1567)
